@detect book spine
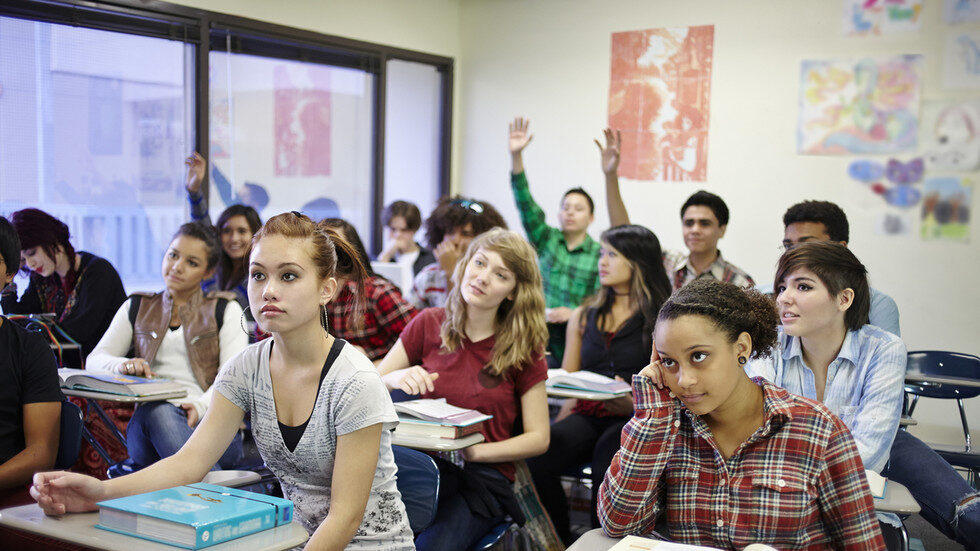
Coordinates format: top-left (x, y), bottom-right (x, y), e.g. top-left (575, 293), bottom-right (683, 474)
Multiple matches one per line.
top-left (197, 508), bottom-right (278, 548)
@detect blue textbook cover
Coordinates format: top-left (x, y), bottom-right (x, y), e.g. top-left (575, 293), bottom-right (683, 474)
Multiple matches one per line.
top-left (96, 482), bottom-right (293, 549)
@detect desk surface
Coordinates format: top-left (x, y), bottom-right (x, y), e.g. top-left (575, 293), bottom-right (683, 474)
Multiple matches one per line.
top-left (62, 388), bottom-right (187, 402)
top-left (905, 372), bottom-right (980, 389)
top-left (546, 386), bottom-right (627, 401)
top-left (0, 503), bottom-right (308, 551)
top-left (391, 431), bottom-right (484, 451)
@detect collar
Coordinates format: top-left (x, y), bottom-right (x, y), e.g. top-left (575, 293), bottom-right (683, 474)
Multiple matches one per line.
top-left (674, 249), bottom-right (724, 278)
top-left (781, 327), bottom-right (858, 365)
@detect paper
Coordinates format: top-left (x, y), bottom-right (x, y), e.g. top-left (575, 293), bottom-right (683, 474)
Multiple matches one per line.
top-left (945, 0), bottom-right (980, 22)
top-left (922, 100), bottom-right (980, 172)
top-left (608, 26), bottom-right (713, 181)
top-left (798, 56), bottom-right (921, 154)
top-left (921, 177), bottom-right (973, 241)
top-left (843, 0), bottom-right (923, 35)
top-left (943, 31), bottom-right (980, 89)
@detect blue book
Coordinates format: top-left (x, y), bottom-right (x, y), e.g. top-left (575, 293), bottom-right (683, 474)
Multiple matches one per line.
top-left (96, 482), bottom-right (293, 549)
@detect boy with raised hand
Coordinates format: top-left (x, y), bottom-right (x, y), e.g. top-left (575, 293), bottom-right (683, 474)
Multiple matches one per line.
top-left (600, 128), bottom-right (754, 291)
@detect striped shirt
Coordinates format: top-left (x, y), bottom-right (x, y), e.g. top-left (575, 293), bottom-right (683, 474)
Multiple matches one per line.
top-left (663, 249), bottom-right (754, 291)
top-left (511, 172), bottom-right (601, 308)
top-left (746, 325), bottom-right (906, 473)
top-left (598, 375), bottom-right (884, 550)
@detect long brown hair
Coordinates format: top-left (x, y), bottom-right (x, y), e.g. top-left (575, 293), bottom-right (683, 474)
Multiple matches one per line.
top-left (440, 228), bottom-right (547, 376)
top-left (247, 212), bottom-right (368, 331)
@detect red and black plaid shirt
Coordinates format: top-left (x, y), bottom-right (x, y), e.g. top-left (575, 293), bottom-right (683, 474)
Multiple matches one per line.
top-left (599, 376), bottom-right (885, 550)
top-left (327, 276), bottom-right (418, 361)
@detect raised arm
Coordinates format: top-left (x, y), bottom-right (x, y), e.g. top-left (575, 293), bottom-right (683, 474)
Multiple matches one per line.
top-left (596, 128), bottom-right (630, 227)
top-left (185, 152), bottom-right (212, 226)
top-left (508, 117), bottom-right (553, 249)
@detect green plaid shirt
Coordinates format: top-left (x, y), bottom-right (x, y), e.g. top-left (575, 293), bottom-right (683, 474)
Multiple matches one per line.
top-left (511, 172), bottom-right (601, 309)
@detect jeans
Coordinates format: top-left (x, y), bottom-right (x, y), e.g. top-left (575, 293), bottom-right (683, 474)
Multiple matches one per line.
top-left (414, 463), bottom-right (507, 551)
top-left (526, 413), bottom-right (628, 545)
top-left (127, 401), bottom-right (243, 471)
top-left (883, 429), bottom-right (980, 550)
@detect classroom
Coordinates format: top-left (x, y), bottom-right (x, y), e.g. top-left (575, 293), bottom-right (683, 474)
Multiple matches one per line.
top-left (0, 0), bottom-right (978, 550)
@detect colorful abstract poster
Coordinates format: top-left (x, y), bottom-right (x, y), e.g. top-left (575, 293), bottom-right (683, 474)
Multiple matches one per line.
top-left (274, 63), bottom-right (332, 177)
top-left (922, 100), bottom-right (980, 172)
top-left (945, 0), bottom-right (980, 22)
top-left (843, 0), bottom-right (923, 35)
top-left (921, 177), bottom-right (972, 241)
top-left (798, 56), bottom-right (921, 155)
top-left (943, 31), bottom-right (980, 89)
top-left (608, 25), bottom-right (713, 182)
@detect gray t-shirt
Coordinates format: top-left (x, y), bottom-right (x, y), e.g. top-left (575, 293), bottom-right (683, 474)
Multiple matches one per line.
top-left (215, 338), bottom-right (414, 549)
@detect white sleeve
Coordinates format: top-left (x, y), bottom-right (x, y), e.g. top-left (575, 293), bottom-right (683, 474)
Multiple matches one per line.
top-left (85, 298), bottom-right (134, 372)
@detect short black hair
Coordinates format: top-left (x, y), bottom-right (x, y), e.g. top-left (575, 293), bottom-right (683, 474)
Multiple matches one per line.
top-left (0, 217), bottom-right (21, 277)
top-left (563, 188), bottom-right (595, 214)
top-left (680, 190), bottom-right (729, 226)
top-left (775, 242), bottom-right (869, 331)
top-left (782, 200), bottom-right (849, 243)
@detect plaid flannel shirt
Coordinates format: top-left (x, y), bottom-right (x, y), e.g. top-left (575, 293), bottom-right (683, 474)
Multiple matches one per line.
top-left (663, 249), bottom-right (755, 291)
top-left (598, 376), bottom-right (885, 550)
top-left (327, 276), bottom-right (418, 361)
top-left (511, 172), bottom-right (600, 308)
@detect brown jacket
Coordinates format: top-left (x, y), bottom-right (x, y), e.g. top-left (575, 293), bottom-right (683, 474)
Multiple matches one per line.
top-left (131, 288), bottom-right (236, 390)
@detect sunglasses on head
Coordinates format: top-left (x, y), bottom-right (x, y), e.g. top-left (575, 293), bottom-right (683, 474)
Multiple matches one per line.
top-left (450, 199), bottom-right (484, 214)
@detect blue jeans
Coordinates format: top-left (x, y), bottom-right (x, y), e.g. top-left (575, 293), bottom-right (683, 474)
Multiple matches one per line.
top-left (127, 401), bottom-right (243, 471)
top-left (414, 465), bottom-right (507, 551)
top-left (883, 429), bottom-right (980, 550)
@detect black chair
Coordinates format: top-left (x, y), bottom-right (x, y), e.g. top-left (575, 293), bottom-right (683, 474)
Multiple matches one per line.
top-left (55, 400), bottom-right (84, 470)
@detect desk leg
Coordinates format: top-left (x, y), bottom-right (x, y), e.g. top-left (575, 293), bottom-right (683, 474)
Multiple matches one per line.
top-left (79, 425), bottom-right (112, 466)
top-left (84, 399), bottom-right (127, 447)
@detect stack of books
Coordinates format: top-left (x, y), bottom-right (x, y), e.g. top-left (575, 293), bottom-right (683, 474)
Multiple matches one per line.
top-left (96, 482), bottom-right (294, 549)
top-left (58, 368), bottom-right (184, 397)
top-left (546, 369), bottom-right (632, 396)
top-left (393, 398), bottom-right (492, 439)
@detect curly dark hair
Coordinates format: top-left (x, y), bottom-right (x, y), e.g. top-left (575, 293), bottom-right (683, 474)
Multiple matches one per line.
top-left (423, 196), bottom-right (507, 250)
top-left (657, 278), bottom-right (778, 358)
top-left (782, 200), bottom-right (849, 243)
top-left (775, 241), bottom-right (870, 331)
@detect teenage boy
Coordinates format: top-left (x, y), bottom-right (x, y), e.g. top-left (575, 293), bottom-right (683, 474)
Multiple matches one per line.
top-left (762, 200), bottom-right (901, 336)
top-left (376, 200), bottom-right (435, 277)
top-left (600, 128), bottom-right (754, 290)
top-left (508, 117), bottom-right (601, 324)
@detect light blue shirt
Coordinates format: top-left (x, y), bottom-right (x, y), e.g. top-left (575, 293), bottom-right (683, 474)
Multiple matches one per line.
top-left (746, 325), bottom-right (907, 472)
top-left (755, 283), bottom-right (901, 337)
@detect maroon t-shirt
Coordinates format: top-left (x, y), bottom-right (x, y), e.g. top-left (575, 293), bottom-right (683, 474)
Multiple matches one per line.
top-left (399, 307), bottom-right (547, 480)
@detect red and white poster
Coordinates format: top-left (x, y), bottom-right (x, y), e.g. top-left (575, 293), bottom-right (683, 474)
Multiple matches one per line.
top-left (274, 64), bottom-right (332, 177)
top-left (608, 26), bottom-right (713, 182)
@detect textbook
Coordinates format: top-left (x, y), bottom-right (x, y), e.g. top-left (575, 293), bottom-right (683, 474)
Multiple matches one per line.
top-left (58, 368), bottom-right (184, 397)
top-left (393, 398), bottom-right (492, 426)
top-left (96, 482), bottom-right (294, 549)
top-left (394, 413), bottom-right (486, 439)
top-left (866, 469), bottom-right (887, 499)
top-left (546, 369), bottom-right (632, 395)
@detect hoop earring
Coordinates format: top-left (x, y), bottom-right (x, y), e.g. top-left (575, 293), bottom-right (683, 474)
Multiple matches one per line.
top-left (320, 304), bottom-right (329, 332)
top-left (737, 356), bottom-right (747, 366)
top-left (239, 308), bottom-right (251, 335)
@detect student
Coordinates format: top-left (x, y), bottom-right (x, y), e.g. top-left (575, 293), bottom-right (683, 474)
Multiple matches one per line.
top-left (31, 212), bottom-right (415, 549)
top-left (527, 224), bottom-right (672, 545)
top-left (600, 129), bottom-right (754, 290)
top-left (0, 208), bottom-right (126, 357)
top-left (376, 201), bottom-right (436, 276)
top-left (410, 196), bottom-right (507, 309)
top-left (757, 200), bottom-right (901, 336)
top-left (87, 222), bottom-right (248, 470)
top-left (378, 228), bottom-right (550, 551)
top-left (747, 241), bottom-right (979, 548)
top-left (599, 278), bottom-right (885, 549)
top-left (320, 218), bottom-right (418, 363)
top-left (0, 217), bottom-right (63, 506)
top-left (185, 152), bottom-right (263, 312)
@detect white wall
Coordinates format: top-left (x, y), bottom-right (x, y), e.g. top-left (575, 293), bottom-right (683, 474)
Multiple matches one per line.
top-left (456, 0), bottom-right (979, 444)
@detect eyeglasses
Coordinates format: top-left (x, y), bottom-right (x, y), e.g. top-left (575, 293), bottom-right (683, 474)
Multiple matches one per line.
top-left (778, 242), bottom-right (797, 253)
top-left (450, 199), bottom-right (484, 214)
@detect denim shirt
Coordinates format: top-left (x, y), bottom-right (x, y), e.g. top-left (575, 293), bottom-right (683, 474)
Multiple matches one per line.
top-left (746, 325), bottom-right (906, 472)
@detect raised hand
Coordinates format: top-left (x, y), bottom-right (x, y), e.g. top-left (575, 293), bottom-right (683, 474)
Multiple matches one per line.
top-left (31, 471), bottom-right (105, 516)
top-left (638, 342), bottom-right (667, 389)
top-left (184, 152), bottom-right (207, 194)
top-left (509, 117), bottom-right (534, 155)
top-left (594, 128), bottom-right (621, 176)
top-left (434, 239), bottom-right (464, 277)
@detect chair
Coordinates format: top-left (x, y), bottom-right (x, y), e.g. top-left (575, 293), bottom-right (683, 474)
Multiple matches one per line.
top-left (392, 445), bottom-right (440, 534)
top-left (55, 401), bottom-right (84, 470)
top-left (903, 350), bottom-right (980, 484)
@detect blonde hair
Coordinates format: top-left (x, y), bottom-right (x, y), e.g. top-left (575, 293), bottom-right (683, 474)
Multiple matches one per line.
top-left (440, 228), bottom-right (548, 376)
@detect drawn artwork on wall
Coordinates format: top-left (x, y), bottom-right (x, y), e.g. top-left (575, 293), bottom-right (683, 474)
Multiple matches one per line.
top-left (608, 25), bottom-right (713, 182)
top-left (922, 100), bottom-right (980, 171)
top-left (848, 157), bottom-right (924, 208)
top-left (798, 55), bottom-right (921, 154)
top-left (843, 0), bottom-right (923, 35)
top-left (945, 0), bottom-right (980, 22)
top-left (921, 177), bottom-right (972, 241)
top-left (943, 31), bottom-right (980, 89)
top-left (274, 63), bottom-right (332, 177)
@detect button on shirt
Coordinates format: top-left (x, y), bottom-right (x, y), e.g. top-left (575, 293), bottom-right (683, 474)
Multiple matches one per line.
top-left (662, 249), bottom-right (754, 291)
top-left (746, 325), bottom-right (906, 472)
top-left (598, 375), bottom-right (885, 550)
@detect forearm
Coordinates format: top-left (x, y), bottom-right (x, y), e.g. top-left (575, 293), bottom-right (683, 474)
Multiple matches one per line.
top-left (467, 430), bottom-right (548, 464)
top-left (102, 452), bottom-right (208, 500)
top-left (86, 300), bottom-right (133, 372)
top-left (304, 510), bottom-right (363, 551)
top-left (511, 152), bottom-right (524, 174)
top-left (605, 172), bottom-right (630, 227)
top-left (509, 172), bottom-right (549, 244)
top-left (187, 188), bottom-right (213, 226)
top-left (0, 444), bottom-right (58, 490)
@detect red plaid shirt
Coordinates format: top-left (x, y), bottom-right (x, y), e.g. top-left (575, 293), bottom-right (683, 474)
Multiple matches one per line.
top-left (327, 276), bottom-right (418, 361)
top-left (599, 376), bottom-right (884, 550)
